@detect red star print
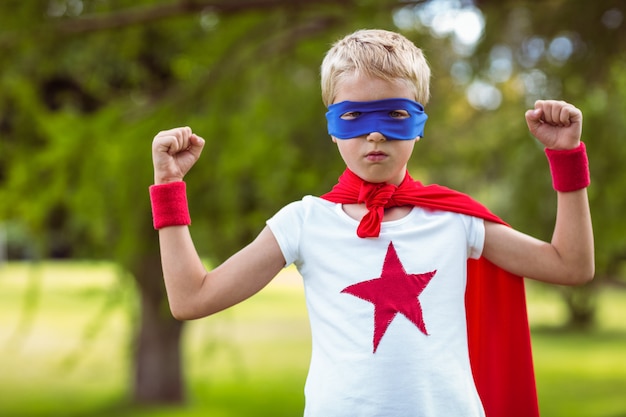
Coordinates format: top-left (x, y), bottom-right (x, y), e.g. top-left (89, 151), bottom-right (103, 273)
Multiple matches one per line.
top-left (341, 241), bottom-right (437, 353)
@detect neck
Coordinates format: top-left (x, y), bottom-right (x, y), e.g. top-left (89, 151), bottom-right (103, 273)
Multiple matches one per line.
top-left (350, 168), bottom-right (410, 187)
top-left (342, 203), bottom-right (413, 222)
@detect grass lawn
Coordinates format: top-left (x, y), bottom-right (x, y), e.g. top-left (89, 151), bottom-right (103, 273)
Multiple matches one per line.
top-left (526, 281), bottom-right (626, 417)
top-left (1, 261), bottom-right (625, 417)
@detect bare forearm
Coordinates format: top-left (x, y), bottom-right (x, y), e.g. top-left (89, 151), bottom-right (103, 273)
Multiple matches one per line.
top-left (550, 188), bottom-right (594, 282)
top-left (158, 226), bottom-right (209, 318)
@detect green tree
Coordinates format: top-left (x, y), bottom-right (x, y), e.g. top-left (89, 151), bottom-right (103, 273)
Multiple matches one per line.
top-left (477, 1), bottom-right (626, 329)
top-left (397, 0), bottom-right (626, 328)
top-left (0, 0), bottom-right (426, 405)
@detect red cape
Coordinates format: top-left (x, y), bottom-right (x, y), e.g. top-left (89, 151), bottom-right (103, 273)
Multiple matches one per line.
top-left (322, 169), bottom-right (539, 417)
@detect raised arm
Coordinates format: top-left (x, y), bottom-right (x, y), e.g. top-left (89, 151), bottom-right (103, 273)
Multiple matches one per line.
top-left (482, 100), bottom-right (594, 285)
top-left (151, 127), bottom-right (286, 320)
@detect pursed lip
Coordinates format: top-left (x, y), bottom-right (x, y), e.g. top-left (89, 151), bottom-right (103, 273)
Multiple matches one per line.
top-left (365, 150), bottom-right (388, 162)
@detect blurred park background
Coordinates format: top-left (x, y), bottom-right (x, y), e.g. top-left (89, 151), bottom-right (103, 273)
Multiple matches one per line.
top-left (1, 0), bottom-right (625, 416)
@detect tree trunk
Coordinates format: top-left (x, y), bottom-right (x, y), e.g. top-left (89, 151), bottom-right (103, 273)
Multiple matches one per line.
top-left (560, 282), bottom-right (598, 331)
top-left (132, 253), bottom-right (186, 404)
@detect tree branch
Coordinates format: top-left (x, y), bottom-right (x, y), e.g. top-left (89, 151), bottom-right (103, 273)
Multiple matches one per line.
top-left (56, 0), bottom-right (351, 34)
top-left (55, 0), bottom-right (430, 34)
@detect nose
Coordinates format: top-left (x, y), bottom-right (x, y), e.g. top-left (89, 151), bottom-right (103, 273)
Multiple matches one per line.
top-left (366, 132), bottom-right (386, 142)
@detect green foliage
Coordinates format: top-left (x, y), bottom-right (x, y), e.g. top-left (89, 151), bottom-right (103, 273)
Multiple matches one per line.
top-left (0, 0), bottom-right (400, 404)
top-left (584, 57), bottom-right (626, 277)
top-left (0, 0), bottom-right (395, 263)
top-left (400, 3), bottom-right (626, 288)
top-left (393, 1), bottom-right (626, 328)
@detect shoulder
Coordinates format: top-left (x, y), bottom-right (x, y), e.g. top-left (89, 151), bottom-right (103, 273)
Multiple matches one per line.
top-left (293, 195), bottom-right (339, 215)
top-left (266, 196), bottom-right (340, 266)
top-left (269, 195), bottom-right (336, 223)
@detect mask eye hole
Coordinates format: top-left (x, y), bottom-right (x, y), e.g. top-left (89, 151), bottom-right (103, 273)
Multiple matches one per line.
top-left (340, 111), bottom-right (362, 120)
top-left (389, 110), bottom-right (410, 119)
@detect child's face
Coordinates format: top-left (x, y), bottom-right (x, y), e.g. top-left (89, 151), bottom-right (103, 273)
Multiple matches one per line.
top-left (331, 73), bottom-right (420, 185)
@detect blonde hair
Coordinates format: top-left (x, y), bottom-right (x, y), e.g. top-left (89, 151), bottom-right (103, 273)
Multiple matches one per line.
top-left (320, 29), bottom-right (430, 107)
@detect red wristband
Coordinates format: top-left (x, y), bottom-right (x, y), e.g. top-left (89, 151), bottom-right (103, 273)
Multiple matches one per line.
top-left (544, 142), bottom-right (590, 192)
top-left (149, 181), bottom-right (191, 229)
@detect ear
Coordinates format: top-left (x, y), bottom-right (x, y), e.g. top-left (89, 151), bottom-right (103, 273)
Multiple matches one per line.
top-left (331, 136), bottom-right (338, 143)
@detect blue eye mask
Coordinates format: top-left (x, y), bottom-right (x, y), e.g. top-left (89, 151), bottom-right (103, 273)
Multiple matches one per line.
top-left (326, 98), bottom-right (428, 141)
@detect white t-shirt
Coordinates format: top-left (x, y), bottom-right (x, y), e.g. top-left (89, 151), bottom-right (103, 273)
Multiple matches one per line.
top-left (266, 195), bottom-right (486, 417)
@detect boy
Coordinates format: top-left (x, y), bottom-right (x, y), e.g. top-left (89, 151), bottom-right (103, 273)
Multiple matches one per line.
top-left (150, 29), bottom-right (593, 417)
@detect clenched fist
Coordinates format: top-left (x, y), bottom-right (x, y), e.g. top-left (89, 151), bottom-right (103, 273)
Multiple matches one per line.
top-left (525, 100), bottom-right (582, 151)
top-left (152, 127), bottom-right (205, 184)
